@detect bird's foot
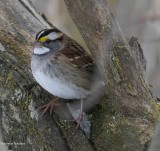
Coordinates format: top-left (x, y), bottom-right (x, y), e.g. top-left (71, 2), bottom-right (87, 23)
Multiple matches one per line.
top-left (75, 112), bottom-right (84, 129)
top-left (39, 97), bottom-right (61, 116)
top-left (68, 111), bottom-right (84, 130)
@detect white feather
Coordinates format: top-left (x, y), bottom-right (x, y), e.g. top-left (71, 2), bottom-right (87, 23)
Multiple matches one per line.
top-left (33, 70), bottom-right (89, 99)
top-left (34, 47), bottom-right (50, 55)
top-left (37, 30), bottom-right (45, 40)
top-left (48, 32), bottom-right (63, 40)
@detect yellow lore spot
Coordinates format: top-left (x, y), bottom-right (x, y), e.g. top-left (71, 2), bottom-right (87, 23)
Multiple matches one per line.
top-left (39, 36), bottom-right (48, 43)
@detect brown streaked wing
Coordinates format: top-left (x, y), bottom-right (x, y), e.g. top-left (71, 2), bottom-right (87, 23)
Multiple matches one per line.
top-left (59, 41), bottom-right (94, 73)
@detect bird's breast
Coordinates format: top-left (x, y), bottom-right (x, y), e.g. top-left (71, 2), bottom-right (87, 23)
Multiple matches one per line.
top-left (32, 69), bottom-right (89, 99)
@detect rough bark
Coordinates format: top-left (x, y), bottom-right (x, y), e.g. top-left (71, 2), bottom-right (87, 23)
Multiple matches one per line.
top-left (0, 0), bottom-right (94, 151)
top-left (0, 0), bottom-right (159, 151)
top-left (148, 119), bottom-right (160, 151)
top-left (64, 0), bottom-right (160, 151)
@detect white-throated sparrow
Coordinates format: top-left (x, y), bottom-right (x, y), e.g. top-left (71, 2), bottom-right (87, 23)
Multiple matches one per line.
top-left (31, 28), bottom-right (94, 120)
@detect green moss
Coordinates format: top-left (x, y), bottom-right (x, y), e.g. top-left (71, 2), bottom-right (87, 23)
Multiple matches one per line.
top-left (114, 57), bottom-right (122, 71)
top-left (139, 75), bottom-right (152, 96)
top-left (117, 45), bottom-right (125, 49)
top-left (92, 114), bottom-right (142, 151)
top-left (6, 72), bottom-right (13, 81)
top-left (113, 49), bottom-right (122, 71)
top-left (127, 83), bottom-right (138, 96)
top-left (149, 98), bottom-right (160, 119)
top-left (115, 42), bottom-right (131, 55)
top-left (18, 106), bottom-right (55, 151)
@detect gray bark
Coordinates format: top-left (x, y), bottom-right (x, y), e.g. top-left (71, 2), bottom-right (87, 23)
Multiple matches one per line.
top-left (0, 0), bottom-right (93, 151)
top-left (64, 0), bottom-right (159, 151)
top-left (0, 0), bottom-right (159, 151)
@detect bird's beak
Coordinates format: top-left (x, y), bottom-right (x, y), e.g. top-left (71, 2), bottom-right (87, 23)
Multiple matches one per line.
top-left (32, 40), bottom-right (43, 47)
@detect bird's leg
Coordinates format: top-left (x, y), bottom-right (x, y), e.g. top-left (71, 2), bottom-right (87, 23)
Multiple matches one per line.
top-left (75, 98), bottom-right (84, 129)
top-left (38, 97), bottom-right (61, 116)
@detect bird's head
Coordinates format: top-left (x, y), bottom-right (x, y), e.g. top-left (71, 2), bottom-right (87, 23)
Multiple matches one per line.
top-left (33, 29), bottom-right (63, 55)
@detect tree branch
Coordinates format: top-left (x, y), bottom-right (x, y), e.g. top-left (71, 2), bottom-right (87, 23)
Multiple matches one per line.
top-left (0, 0), bottom-right (95, 151)
top-left (64, 0), bottom-right (159, 150)
top-left (0, 0), bottom-right (159, 150)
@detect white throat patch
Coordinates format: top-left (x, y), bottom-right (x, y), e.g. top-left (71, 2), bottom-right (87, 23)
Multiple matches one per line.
top-left (34, 47), bottom-right (50, 55)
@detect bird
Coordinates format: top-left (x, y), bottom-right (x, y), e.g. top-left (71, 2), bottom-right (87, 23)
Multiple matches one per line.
top-left (31, 28), bottom-right (94, 125)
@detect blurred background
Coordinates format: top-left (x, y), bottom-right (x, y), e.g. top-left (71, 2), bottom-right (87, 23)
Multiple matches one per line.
top-left (29, 0), bottom-right (160, 98)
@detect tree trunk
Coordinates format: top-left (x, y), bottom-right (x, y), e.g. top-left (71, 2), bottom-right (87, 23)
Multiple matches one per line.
top-left (0, 0), bottom-right (158, 151)
top-left (64, 0), bottom-right (160, 150)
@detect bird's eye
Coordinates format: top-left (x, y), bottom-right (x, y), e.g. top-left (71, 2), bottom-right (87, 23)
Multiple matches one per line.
top-left (45, 40), bottom-right (52, 44)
